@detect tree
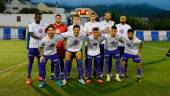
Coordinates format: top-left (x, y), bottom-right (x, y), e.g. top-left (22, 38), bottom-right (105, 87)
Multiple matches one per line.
top-left (19, 8), bottom-right (40, 14)
top-left (0, 0), bottom-right (5, 13)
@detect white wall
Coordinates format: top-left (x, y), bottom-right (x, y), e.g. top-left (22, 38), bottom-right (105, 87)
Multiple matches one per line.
top-left (0, 14), bottom-right (68, 27)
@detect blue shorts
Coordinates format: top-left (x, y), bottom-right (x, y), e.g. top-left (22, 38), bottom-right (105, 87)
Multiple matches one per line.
top-left (123, 53), bottom-right (141, 63)
top-left (67, 50), bottom-right (81, 59)
top-left (105, 49), bottom-right (120, 59)
top-left (28, 48), bottom-right (40, 57)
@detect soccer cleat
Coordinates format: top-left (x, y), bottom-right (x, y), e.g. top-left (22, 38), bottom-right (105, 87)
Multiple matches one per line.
top-left (110, 74), bottom-right (113, 77)
top-left (39, 81), bottom-right (45, 88)
top-left (115, 75), bottom-right (121, 82)
top-left (121, 74), bottom-right (125, 78)
top-left (55, 80), bottom-right (63, 87)
top-left (96, 79), bottom-right (104, 84)
top-left (85, 79), bottom-right (92, 84)
top-left (38, 76), bottom-right (43, 81)
top-left (49, 75), bottom-right (55, 80)
top-left (106, 75), bottom-right (111, 82)
top-left (62, 79), bottom-right (67, 85)
top-left (79, 79), bottom-right (86, 84)
top-left (100, 74), bottom-right (103, 78)
top-left (166, 53), bottom-right (170, 57)
top-left (137, 76), bottom-right (142, 82)
top-left (25, 78), bottom-right (31, 85)
top-left (125, 73), bottom-right (129, 78)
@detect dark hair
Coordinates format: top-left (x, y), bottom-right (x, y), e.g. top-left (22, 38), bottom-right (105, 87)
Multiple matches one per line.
top-left (73, 25), bottom-right (80, 29)
top-left (73, 14), bottom-right (80, 18)
top-left (55, 14), bottom-right (61, 17)
top-left (93, 27), bottom-right (99, 31)
top-left (90, 12), bottom-right (96, 15)
top-left (111, 25), bottom-right (117, 29)
top-left (45, 25), bottom-right (55, 33)
top-left (35, 12), bottom-right (42, 16)
top-left (104, 11), bottom-right (112, 16)
top-left (128, 29), bottom-right (134, 33)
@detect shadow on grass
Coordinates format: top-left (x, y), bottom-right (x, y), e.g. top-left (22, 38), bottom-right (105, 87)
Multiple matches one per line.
top-left (31, 83), bottom-right (70, 96)
top-left (31, 84), bottom-right (49, 96)
top-left (61, 79), bottom-right (136, 96)
top-left (143, 57), bottom-right (170, 66)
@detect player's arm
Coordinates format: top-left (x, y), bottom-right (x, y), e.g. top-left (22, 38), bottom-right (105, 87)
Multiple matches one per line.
top-left (84, 23), bottom-right (92, 35)
top-left (29, 32), bottom-right (41, 40)
top-left (119, 37), bottom-right (124, 43)
top-left (38, 47), bottom-right (45, 63)
top-left (28, 24), bottom-right (41, 40)
top-left (38, 40), bottom-right (45, 62)
top-left (138, 42), bottom-right (144, 53)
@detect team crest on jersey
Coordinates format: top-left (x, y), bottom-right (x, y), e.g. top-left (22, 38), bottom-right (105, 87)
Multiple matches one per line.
top-left (73, 40), bottom-right (79, 44)
top-left (120, 29), bottom-right (124, 34)
top-left (127, 43), bottom-right (135, 48)
top-left (93, 43), bottom-right (98, 46)
top-left (38, 28), bottom-right (43, 33)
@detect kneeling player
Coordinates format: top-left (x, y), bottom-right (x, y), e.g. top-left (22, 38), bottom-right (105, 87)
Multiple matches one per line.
top-left (85, 27), bottom-right (104, 84)
top-left (38, 25), bottom-right (63, 88)
top-left (121, 29), bottom-right (143, 82)
top-left (104, 26), bottom-right (121, 82)
top-left (62, 25), bottom-right (86, 85)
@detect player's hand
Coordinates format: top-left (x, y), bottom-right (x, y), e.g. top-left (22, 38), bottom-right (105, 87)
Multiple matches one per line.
top-left (40, 56), bottom-right (45, 63)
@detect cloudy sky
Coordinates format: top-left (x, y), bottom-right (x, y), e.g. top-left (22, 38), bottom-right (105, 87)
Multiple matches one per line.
top-left (32, 0), bottom-right (170, 10)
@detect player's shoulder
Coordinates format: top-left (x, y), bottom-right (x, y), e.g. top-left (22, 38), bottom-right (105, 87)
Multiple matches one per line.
top-left (29, 22), bottom-right (35, 27)
top-left (115, 23), bottom-right (120, 26)
top-left (99, 20), bottom-right (105, 24)
top-left (88, 34), bottom-right (93, 39)
top-left (84, 22), bottom-right (90, 25)
top-left (125, 24), bottom-right (131, 28)
top-left (41, 36), bottom-right (48, 41)
top-left (103, 33), bottom-right (109, 37)
top-left (61, 22), bottom-right (67, 25)
top-left (134, 36), bottom-right (141, 41)
top-left (110, 20), bottom-right (115, 24)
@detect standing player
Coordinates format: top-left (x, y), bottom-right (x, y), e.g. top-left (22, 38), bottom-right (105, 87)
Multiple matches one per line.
top-left (61, 25), bottom-right (86, 85)
top-left (104, 26), bottom-right (121, 82)
top-left (121, 29), bottom-right (143, 82)
top-left (49, 14), bottom-right (67, 80)
top-left (68, 15), bottom-right (84, 35)
top-left (99, 11), bottom-right (115, 77)
top-left (25, 13), bottom-right (46, 85)
top-left (38, 25), bottom-right (63, 88)
top-left (67, 15), bottom-right (85, 76)
top-left (84, 13), bottom-right (100, 78)
top-left (116, 16), bottom-right (131, 77)
top-left (85, 27), bottom-right (104, 84)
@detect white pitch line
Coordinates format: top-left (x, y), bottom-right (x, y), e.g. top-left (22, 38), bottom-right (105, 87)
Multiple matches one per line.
top-left (145, 45), bottom-right (168, 51)
top-left (0, 62), bottom-right (27, 74)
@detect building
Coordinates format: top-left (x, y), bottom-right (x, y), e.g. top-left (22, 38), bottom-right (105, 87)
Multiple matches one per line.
top-left (5, 0), bottom-right (34, 13)
top-left (4, 0), bottom-right (65, 14)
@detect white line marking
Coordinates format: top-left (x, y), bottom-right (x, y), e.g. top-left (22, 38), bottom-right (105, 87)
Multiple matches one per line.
top-left (145, 45), bottom-right (168, 51)
top-left (0, 62), bottom-right (27, 74)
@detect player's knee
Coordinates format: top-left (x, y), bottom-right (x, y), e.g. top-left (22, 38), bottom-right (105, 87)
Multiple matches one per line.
top-left (137, 63), bottom-right (142, 68)
top-left (76, 51), bottom-right (82, 60)
top-left (65, 52), bottom-right (71, 60)
top-left (121, 61), bottom-right (126, 67)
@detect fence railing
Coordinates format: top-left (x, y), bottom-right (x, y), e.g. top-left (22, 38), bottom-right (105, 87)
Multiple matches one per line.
top-left (0, 27), bottom-right (170, 41)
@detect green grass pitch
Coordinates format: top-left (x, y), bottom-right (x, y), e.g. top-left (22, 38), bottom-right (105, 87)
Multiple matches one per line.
top-left (0, 40), bottom-right (170, 96)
